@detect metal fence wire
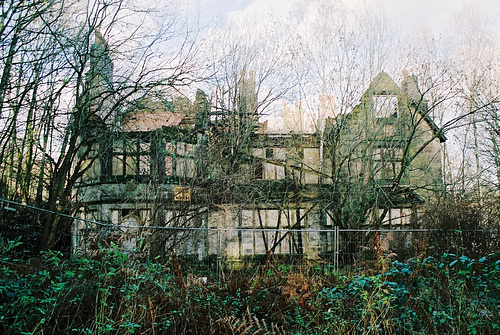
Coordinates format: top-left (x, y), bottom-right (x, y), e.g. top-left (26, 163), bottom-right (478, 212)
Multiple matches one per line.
top-left (71, 223), bottom-right (500, 273)
top-left (1, 198), bottom-right (500, 274)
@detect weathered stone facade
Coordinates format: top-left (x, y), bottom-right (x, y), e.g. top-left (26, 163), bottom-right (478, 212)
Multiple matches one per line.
top-left (74, 37), bottom-right (446, 259)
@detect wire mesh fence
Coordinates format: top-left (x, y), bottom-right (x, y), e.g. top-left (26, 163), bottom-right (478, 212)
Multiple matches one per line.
top-left (70, 223), bottom-right (500, 274)
top-left (1, 198), bottom-right (500, 276)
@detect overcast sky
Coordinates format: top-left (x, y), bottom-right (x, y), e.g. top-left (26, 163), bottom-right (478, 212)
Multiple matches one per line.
top-left (178, 0), bottom-right (500, 39)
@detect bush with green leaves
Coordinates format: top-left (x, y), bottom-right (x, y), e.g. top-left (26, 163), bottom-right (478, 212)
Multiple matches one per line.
top-left (315, 253), bottom-right (500, 334)
top-left (1, 237), bottom-right (499, 334)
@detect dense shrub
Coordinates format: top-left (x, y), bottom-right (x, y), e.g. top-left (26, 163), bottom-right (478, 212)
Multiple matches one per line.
top-left (419, 195), bottom-right (500, 258)
top-left (316, 253), bottom-right (500, 334)
top-left (1, 238), bottom-right (499, 334)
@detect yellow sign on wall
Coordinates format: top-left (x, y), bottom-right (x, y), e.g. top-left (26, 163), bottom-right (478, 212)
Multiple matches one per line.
top-left (173, 186), bottom-right (191, 202)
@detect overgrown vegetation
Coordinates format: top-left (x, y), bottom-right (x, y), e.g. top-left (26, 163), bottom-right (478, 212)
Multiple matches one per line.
top-left (1, 238), bottom-right (498, 334)
top-left (418, 194), bottom-right (500, 258)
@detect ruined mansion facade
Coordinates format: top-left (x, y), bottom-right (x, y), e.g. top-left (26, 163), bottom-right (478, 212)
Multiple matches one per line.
top-left (73, 35), bottom-right (446, 259)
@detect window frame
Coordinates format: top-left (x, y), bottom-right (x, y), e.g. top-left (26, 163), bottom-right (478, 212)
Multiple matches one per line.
top-left (373, 95), bottom-right (398, 119)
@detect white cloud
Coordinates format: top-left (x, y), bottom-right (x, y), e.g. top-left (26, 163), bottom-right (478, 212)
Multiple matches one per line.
top-left (218, 0), bottom-right (500, 38)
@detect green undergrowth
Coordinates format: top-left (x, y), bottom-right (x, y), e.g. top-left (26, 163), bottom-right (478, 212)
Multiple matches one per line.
top-left (1, 238), bottom-right (499, 334)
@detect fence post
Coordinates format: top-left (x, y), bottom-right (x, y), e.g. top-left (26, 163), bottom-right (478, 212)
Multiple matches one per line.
top-left (217, 228), bottom-right (222, 281)
top-left (334, 226), bottom-right (339, 272)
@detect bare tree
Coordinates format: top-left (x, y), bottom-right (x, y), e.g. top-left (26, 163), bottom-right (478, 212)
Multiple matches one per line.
top-left (0, 0), bottom-right (200, 249)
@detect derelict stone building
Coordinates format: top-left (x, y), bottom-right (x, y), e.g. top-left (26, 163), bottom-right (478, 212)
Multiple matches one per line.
top-left (73, 34), bottom-right (446, 260)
